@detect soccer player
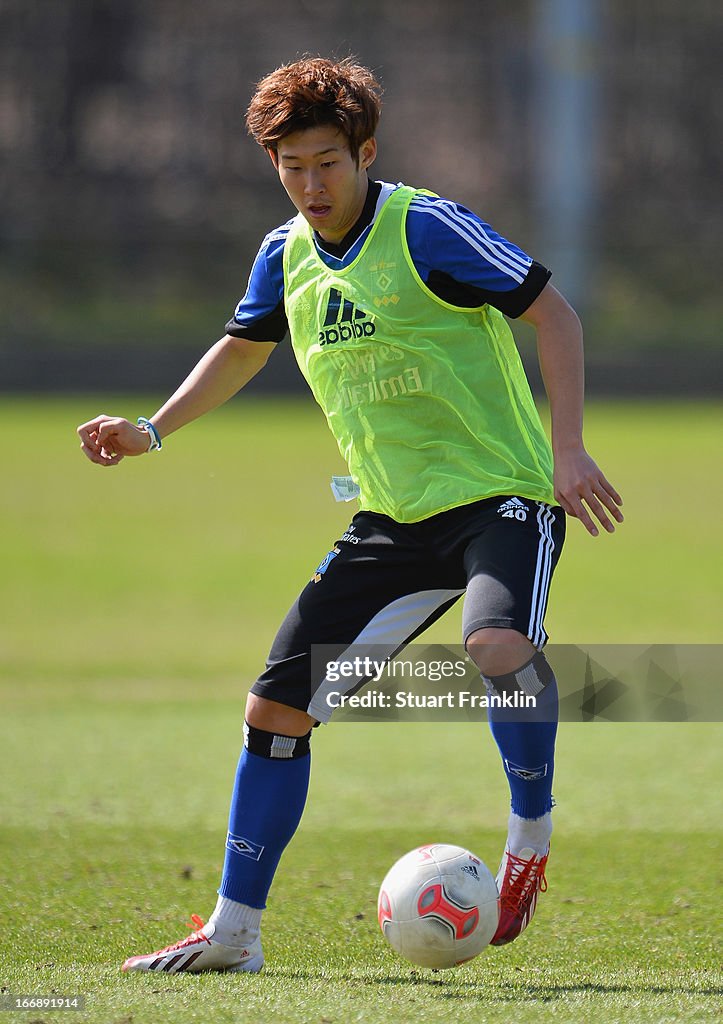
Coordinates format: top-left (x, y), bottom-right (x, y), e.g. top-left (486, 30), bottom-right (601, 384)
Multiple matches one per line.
top-left (77, 57), bottom-right (623, 973)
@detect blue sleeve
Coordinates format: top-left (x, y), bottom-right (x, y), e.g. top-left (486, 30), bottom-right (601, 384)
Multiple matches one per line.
top-left (225, 221), bottom-right (292, 342)
top-left (405, 194), bottom-right (549, 316)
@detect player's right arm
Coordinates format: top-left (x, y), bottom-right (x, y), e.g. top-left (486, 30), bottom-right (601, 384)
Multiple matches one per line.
top-left (77, 335), bottom-right (276, 466)
top-left (78, 224), bottom-right (290, 467)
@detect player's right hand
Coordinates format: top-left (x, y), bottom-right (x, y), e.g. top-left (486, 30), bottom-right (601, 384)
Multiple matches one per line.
top-left (77, 415), bottom-right (151, 466)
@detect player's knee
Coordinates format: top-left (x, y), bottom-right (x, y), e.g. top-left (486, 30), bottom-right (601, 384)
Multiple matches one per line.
top-left (245, 692), bottom-right (316, 737)
top-left (465, 627), bottom-right (536, 678)
top-left (481, 650), bottom-right (556, 703)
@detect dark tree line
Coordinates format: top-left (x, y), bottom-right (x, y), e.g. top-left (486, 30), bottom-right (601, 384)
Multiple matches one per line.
top-left (1, 0), bottom-right (720, 389)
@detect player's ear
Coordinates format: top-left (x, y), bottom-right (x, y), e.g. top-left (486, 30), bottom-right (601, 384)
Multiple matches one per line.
top-left (358, 137), bottom-right (377, 171)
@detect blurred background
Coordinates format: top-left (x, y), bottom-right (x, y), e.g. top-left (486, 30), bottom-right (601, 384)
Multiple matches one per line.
top-left (1, 0), bottom-right (721, 395)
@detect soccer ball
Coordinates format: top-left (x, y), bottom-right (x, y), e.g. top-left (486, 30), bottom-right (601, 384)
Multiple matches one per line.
top-left (377, 843), bottom-right (499, 969)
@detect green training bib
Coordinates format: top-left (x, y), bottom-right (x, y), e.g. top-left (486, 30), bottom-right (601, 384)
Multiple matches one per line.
top-left (283, 185), bottom-right (555, 522)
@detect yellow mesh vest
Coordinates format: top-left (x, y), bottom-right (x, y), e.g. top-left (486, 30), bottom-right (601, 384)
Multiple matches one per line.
top-left (283, 185), bottom-right (555, 523)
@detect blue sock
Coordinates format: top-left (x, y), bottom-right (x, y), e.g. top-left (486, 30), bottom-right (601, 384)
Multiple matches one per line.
top-left (218, 726), bottom-right (311, 908)
top-left (487, 653), bottom-right (558, 819)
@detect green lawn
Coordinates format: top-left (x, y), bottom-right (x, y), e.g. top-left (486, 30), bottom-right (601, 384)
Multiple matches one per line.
top-left (0, 397), bottom-right (721, 1023)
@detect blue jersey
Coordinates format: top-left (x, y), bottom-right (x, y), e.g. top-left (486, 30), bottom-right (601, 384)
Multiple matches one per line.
top-left (226, 181), bottom-right (550, 342)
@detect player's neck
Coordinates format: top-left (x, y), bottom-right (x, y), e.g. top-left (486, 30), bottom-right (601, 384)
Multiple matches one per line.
top-left (314, 179), bottom-right (381, 259)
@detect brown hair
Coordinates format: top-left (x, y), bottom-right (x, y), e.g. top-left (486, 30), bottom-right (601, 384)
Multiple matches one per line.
top-left (246, 56), bottom-right (382, 162)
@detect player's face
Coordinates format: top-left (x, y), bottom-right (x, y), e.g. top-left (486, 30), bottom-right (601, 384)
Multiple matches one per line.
top-left (272, 125), bottom-right (377, 244)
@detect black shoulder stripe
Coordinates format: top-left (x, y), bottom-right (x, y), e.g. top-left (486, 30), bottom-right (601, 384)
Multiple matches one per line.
top-left (425, 262), bottom-right (551, 318)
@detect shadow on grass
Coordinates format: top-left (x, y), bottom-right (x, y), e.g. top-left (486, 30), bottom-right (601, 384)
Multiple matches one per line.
top-left (432, 981), bottom-right (723, 1003)
top-left (262, 967), bottom-right (721, 1002)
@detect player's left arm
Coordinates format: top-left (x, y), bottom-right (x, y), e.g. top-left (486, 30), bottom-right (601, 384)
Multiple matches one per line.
top-left (521, 283), bottom-right (624, 536)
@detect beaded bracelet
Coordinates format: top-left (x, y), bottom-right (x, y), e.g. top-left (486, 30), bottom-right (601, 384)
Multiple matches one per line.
top-left (137, 417), bottom-right (163, 452)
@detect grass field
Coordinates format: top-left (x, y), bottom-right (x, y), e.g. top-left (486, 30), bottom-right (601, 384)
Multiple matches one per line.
top-left (1, 397), bottom-right (721, 1024)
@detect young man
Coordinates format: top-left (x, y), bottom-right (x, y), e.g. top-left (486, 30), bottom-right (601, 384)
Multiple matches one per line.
top-left (78, 57), bottom-right (623, 974)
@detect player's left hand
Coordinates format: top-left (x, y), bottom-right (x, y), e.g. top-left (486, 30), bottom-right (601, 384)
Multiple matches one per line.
top-left (553, 448), bottom-right (624, 537)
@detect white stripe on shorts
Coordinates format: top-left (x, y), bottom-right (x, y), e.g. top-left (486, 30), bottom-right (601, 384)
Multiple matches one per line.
top-left (307, 588), bottom-right (464, 723)
top-left (527, 503), bottom-right (556, 649)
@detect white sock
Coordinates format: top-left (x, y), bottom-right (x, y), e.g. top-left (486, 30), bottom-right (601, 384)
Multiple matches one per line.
top-left (208, 895), bottom-right (263, 947)
top-left (506, 811), bottom-right (552, 857)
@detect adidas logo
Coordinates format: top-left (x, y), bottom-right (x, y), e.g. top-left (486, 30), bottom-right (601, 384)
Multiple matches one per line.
top-left (497, 497), bottom-right (529, 522)
top-left (318, 287), bottom-right (376, 345)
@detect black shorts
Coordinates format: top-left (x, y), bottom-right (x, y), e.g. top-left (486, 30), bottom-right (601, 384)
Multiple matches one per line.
top-left (250, 496), bottom-right (565, 719)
